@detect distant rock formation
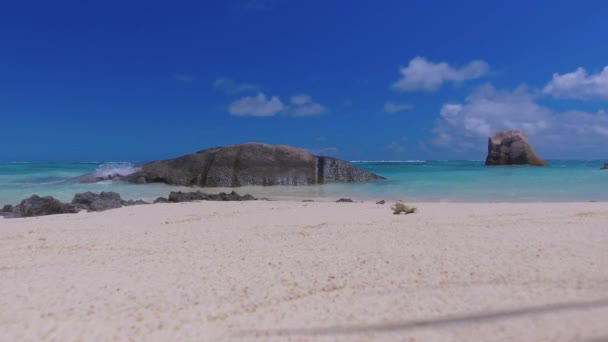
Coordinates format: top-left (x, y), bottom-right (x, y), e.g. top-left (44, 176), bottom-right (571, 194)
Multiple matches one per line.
top-left (485, 130), bottom-right (547, 166)
top-left (601, 163), bottom-right (608, 170)
top-left (123, 143), bottom-right (384, 187)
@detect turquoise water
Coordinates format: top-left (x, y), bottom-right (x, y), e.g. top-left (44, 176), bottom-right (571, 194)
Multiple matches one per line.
top-left (0, 161), bottom-right (607, 205)
top-left (0, 162), bottom-right (190, 205)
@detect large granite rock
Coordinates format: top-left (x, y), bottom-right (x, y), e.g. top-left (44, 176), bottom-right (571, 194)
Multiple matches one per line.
top-left (485, 131), bottom-right (547, 166)
top-left (124, 143), bottom-right (384, 187)
top-left (13, 195), bottom-right (79, 218)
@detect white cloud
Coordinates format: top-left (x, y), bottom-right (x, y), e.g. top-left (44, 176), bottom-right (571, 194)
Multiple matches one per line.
top-left (433, 84), bottom-right (608, 154)
top-left (392, 56), bottom-right (489, 92)
top-left (228, 93), bottom-right (284, 117)
top-left (289, 94), bottom-right (327, 116)
top-left (384, 102), bottom-right (414, 113)
top-left (291, 94), bottom-right (312, 105)
top-left (228, 92), bottom-right (326, 117)
top-left (543, 66), bottom-right (608, 100)
top-left (214, 78), bottom-right (259, 94)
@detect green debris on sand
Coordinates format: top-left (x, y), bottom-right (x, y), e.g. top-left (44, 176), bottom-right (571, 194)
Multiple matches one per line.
top-left (391, 201), bottom-right (417, 215)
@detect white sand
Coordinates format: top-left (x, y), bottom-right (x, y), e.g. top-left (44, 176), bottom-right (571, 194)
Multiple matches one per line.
top-left (1, 201), bottom-right (607, 341)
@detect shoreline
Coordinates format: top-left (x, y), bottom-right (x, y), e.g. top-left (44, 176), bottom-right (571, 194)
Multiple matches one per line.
top-left (3, 182), bottom-right (608, 208)
top-left (4, 195), bottom-right (608, 220)
top-left (1, 200), bottom-right (607, 341)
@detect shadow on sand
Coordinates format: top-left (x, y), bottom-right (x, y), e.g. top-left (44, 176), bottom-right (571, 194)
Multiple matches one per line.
top-left (239, 298), bottom-right (608, 337)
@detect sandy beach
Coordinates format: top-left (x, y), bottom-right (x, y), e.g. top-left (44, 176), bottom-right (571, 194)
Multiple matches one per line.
top-left (1, 200), bottom-right (607, 341)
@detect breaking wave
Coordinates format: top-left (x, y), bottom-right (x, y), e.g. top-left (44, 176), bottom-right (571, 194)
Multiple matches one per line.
top-left (92, 162), bottom-right (140, 178)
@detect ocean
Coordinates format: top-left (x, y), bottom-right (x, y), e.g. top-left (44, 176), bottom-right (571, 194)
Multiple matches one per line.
top-left (0, 160), bottom-right (607, 205)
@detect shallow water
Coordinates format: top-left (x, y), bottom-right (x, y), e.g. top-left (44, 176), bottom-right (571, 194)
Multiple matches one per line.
top-left (0, 160), bottom-right (607, 204)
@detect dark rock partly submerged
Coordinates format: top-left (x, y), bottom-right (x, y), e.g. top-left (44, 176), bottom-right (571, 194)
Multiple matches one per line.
top-left (485, 130), bottom-right (547, 166)
top-left (124, 143), bottom-right (384, 187)
top-left (601, 163), bottom-right (608, 170)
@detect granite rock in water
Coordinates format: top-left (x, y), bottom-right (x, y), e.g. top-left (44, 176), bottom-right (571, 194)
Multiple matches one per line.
top-left (601, 163), bottom-right (608, 170)
top-left (124, 143), bottom-right (384, 187)
top-left (167, 191), bottom-right (256, 203)
top-left (485, 130), bottom-right (547, 166)
top-left (13, 195), bottom-right (79, 218)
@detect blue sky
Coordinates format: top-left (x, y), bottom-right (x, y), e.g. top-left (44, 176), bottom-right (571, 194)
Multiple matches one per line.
top-left (1, 0), bottom-right (607, 162)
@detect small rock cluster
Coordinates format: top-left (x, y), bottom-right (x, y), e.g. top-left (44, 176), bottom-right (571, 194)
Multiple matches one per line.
top-left (7, 195), bottom-right (80, 218)
top-left (1, 190), bottom-right (257, 218)
top-left (161, 191), bottom-right (256, 203)
top-left (72, 191), bottom-right (146, 212)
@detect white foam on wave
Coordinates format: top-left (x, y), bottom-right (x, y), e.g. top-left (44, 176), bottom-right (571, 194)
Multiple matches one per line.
top-left (92, 162), bottom-right (141, 178)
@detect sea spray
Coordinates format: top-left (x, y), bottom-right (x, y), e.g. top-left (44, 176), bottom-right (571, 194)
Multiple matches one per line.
top-left (92, 162), bottom-right (141, 178)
